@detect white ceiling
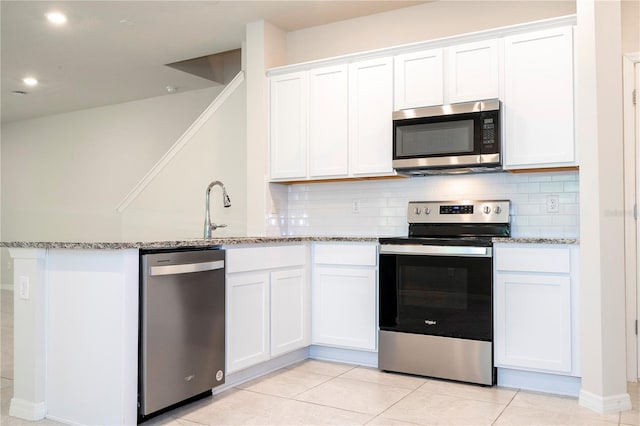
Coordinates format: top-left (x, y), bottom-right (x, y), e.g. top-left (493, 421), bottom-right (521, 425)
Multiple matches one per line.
top-left (1, 0), bottom-right (425, 123)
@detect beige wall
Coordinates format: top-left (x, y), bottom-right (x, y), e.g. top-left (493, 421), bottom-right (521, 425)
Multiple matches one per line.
top-left (0, 85), bottom-right (223, 283)
top-left (286, 1), bottom-right (576, 64)
top-left (621, 0), bottom-right (640, 54)
top-left (576, 0), bottom-right (629, 411)
top-left (245, 21), bottom-right (287, 236)
top-left (121, 82), bottom-right (247, 240)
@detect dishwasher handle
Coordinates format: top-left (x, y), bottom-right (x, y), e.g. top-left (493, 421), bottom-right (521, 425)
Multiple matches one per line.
top-left (149, 260), bottom-right (225, 277)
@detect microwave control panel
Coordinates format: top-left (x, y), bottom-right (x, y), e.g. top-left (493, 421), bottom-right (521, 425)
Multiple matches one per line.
top-left (482, 118), bottom-right (496, 145)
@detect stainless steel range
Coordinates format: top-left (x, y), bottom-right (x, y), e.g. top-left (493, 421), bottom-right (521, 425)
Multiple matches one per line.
top-left (378, 200), bottom-right (510, 386)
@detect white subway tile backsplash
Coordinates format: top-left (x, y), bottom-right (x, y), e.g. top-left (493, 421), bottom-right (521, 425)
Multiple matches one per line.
top-left (540, 182), bottom-right (565, 192)
top-left (269, 170), bottom-right (579, 238)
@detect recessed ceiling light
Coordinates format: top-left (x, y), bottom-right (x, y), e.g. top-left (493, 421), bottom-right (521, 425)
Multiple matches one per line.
top-left (46, 11), bottom-right (67, 25)
top-left (22, 77), bottom-right (38, 86)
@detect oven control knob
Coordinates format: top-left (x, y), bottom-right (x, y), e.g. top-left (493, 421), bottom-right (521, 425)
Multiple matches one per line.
top-left (483, 205), bottom-right (491, 214)
top-left (494, 206), bottom-right (502, 214)
top-left (425, 207), bottom-right (431, 215)
top-left (414, 207), bottom-right (422, 215)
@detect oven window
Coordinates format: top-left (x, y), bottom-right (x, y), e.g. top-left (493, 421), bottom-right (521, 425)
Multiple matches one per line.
top-left (395, 119), bottom-right (474, 157)
top-left (399, 265), bottom-right (468, 311)
top-left (379, 254), bottom-right (492, 341)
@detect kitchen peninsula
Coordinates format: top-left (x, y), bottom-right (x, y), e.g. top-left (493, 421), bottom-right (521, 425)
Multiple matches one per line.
top-left (2, 237), bottom-right (377, 425)
top-left (3, 236), bottom-right (579, 425)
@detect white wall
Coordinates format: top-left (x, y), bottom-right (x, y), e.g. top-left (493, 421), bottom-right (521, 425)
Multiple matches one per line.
top-left (621, 0), bottom-right (639, 54)
top-left (285, 1), bottom-right (576, 64)
top-left (120, 82), bottom-right (247, 240)
top-left (245, 21), bottom-right (287, 236)
top-left (269, 171), bottom-right (579, 238)
top-left (1, 85), bottom-right (223, 282)
top-left (576, 0), bottom-right (630, 413)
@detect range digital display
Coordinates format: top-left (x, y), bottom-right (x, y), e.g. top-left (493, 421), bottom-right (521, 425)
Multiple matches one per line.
top-left (440, 205), bottom-right (473, 214)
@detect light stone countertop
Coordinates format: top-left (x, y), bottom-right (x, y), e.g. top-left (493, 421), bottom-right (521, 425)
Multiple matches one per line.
top-left (492, 237), bottom-right (579, 245)
top-left (0, 236), bottom-right (379, 250)
top-left (0, 236), bottom-right (579, 250)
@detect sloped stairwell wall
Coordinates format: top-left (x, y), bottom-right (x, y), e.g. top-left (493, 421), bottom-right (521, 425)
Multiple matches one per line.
top-left (0, 83), bottom-right (227, 285)
top-left (119, 73), bottom-right (247, 240)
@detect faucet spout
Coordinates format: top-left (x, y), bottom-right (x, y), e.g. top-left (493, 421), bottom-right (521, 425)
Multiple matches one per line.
top-left (204, 181), bottom-right (231, 238)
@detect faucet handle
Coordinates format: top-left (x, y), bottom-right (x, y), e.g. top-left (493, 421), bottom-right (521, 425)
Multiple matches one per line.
top-left (217, 224), bottom-right (227, 228)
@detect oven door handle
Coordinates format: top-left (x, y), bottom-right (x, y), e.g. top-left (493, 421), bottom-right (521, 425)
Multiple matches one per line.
top-left (379, 244), bottom-right (492, 257)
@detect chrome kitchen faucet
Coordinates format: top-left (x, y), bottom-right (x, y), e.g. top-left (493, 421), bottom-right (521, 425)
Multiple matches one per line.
top-left (203, 181), bottom-right (231, 238)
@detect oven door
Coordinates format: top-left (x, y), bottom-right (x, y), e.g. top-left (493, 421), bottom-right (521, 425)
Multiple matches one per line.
top-left (379, 244), bottom-right (493, 341)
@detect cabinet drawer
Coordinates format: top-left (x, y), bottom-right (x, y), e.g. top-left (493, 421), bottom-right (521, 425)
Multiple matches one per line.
top-left (226, 245), bottom-right (306, 273)
top-left (495, 246), bottom-right (570, 273)
top-left (313, 243), bottom-right (377, 266)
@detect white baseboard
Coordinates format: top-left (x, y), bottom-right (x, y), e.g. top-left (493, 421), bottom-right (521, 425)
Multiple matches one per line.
top-left (212, 345), bottom-right (377, 396)
top-left (213, 347), bottom-right (310, 395)
top-left (309, 345), bottom-right (378, 367)
top-left (9, 397), bottom-right (46, 421)
top-left (497, 368), bottom-right (582, 397)
top-left (579, 388), bottom-right (633, 414)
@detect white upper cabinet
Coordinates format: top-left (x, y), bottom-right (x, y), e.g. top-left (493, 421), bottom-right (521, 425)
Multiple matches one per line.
top-left (394, 48), bottom-right (444, 110)
top-left (349, 57), bottom-right (394, 176)
top-left (503, 26), bottom-right (575, 169)
top-left (394, 39), bottom-right (499, 110)
top-left (308, 64), bottom-right (349, 178)
top-left (269, 18), bottom-right (577, 180)
top-left (270, 58), bottom-right (394, 182)
top-left (445, 39), bottom-right (499, 104)
top-left (269, 72), bottom-right (308, 180)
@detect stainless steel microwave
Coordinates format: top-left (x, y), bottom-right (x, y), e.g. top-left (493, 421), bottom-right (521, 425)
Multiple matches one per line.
top-left (392, 99), bottom-right (501, 175)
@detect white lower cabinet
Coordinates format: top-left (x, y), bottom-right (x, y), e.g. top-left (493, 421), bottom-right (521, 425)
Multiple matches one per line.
top-left (227, 272), bottom-right (270, 372)
top-left (225, 245), bottom-right (309, 373)
top-left (271, 268), bottom-right (309, 356)
top-left (311, 243), bottom-right (378, 351)
top-left (494, 244), bottom-right (579, 376)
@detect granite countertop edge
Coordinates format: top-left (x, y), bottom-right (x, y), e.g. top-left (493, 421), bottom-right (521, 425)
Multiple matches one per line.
top-left (0, 236), bottom-right (379, 250)
top-left (492, 237), bottom-right (579, 245)
top-left (1, 236), bottom-right (578, 249)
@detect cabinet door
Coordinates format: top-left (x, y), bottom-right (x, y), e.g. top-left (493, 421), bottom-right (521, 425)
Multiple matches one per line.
top-left (308, 65), bottom-right (349, 178)
top-left (270, 72), bottom-right (308, 180)
top-left (494, 273), bottom-right (572, 373)
top-left (227, 272), bottom-right (270, 373)
top-left (446, 39), bottom-right (499, 103)
top-left (270, 268), bottom-right (310, 356)
top-left (394, 48), bottom-right (444, 109)
top-left (503, 27), bottom-right (575, 169)
top-left (349, 57), bottom-right (394, 176)
top-left (312, 266), bottom-right (377, 350)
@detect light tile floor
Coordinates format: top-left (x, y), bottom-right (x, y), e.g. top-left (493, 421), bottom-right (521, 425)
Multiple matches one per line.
top-left (1, 289), bottom-right (638, 426)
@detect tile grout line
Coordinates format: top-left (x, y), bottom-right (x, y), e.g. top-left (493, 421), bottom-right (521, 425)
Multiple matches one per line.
top-left (490, 388), bottom-right (520, 425)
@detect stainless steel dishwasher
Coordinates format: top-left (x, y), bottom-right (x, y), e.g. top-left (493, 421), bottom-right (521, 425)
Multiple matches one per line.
top-left (139, 247), bottom-right (225, 421)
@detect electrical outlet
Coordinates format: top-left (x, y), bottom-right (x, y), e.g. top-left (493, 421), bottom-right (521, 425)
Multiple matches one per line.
top-left (270, 199), bottom-right (280, 215)
top-left (547, 195), bottom-right (559, 213)
top-left (19, 276), bottom-right (29, 300)
top-left (352, 199), bottom-right (360, 214)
